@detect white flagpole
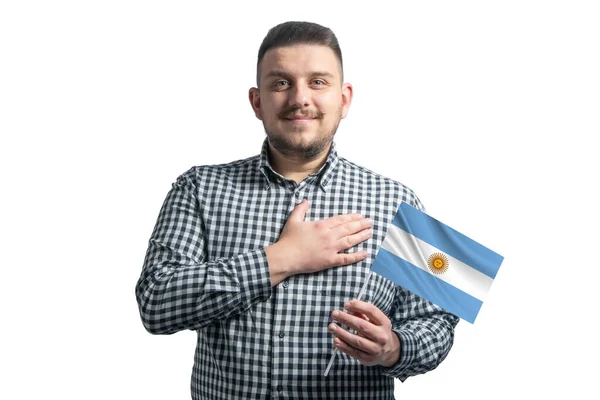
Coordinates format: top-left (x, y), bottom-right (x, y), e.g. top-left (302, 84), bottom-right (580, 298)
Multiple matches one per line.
top-left (323, 270), bottom-right (373, 377)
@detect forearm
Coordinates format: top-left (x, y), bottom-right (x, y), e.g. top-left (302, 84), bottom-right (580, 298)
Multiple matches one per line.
top-left (136, 244), bottom-right (272, 335)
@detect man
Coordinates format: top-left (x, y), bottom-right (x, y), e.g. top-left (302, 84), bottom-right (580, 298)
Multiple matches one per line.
top-left (136, 21), bottom-right (458, 399)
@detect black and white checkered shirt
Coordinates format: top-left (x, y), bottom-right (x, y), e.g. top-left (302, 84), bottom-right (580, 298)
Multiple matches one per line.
top-left (136, 139), bottom-right (458, 400)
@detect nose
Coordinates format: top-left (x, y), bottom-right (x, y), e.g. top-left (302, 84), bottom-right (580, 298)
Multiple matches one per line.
top-left (288, 83), bottom-right (311, 108)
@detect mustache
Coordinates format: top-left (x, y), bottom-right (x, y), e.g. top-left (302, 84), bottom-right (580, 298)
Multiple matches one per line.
top-left (278, 107), bottom-right (324, 120)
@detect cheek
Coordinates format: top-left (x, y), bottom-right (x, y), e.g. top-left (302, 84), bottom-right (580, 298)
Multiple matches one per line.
top-left (263, 100), bottom-right (285, 119)
top-left (316, 94), bottom-right (343, 114)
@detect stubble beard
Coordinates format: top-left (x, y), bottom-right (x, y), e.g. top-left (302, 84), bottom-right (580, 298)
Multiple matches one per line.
top-left (264, 109), bottom-right (342, 162)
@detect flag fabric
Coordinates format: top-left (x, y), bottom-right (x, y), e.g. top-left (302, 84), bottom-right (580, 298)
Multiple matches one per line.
top-left (370, 202), bottom-right (504, 323)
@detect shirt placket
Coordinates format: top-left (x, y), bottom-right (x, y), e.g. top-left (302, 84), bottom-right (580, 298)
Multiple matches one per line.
top-left (271, 178), bottom-right (309, 398)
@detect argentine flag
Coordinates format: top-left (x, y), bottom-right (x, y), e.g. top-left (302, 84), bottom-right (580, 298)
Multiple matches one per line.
top-left (370, 202), bottom-right (504, 323)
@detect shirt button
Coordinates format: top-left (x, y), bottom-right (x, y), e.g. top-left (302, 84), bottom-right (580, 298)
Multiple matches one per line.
top-left (277, 385), bottom-right (283, 392)
top-left (282, 281), bottom-right (289, 288)
top-left (279, 332), bottom-right (285, 339)
top-left (295, 192), bottom-right (300, 197)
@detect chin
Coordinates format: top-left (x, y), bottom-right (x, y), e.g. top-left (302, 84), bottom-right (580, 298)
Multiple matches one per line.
top-left (267, 134), bottom-right (333, 161)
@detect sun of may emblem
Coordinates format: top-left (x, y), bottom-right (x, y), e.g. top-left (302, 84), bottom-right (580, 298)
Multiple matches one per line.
top-left (427, 252), bottom-right (449, 275)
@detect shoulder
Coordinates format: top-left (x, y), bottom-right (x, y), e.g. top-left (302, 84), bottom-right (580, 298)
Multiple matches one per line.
top-left (173, 154), bottom-right (261, 188)
top-left (337, 157), bottom-right (425, 211)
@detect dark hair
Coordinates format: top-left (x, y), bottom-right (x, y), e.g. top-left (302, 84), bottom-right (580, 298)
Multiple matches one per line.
top-left (256, 21), bottom-right (343, 85)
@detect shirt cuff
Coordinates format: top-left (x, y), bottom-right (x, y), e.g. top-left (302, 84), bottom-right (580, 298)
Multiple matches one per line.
top-left (235, 247), bottom-right (273, 308)
top-left (381, 329), bottom-right (418, 380)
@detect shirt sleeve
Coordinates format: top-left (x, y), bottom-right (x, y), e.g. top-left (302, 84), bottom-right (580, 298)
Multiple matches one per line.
top-left (380, 287), bottom-right (459, 381)
top-left (135, 171), bottom-right (273, 335)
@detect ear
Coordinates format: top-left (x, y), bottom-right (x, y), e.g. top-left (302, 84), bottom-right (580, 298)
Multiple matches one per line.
top-left (340, 83), bottom-right (353, 119)
top-left (249, 87), bottom-right (263, 120)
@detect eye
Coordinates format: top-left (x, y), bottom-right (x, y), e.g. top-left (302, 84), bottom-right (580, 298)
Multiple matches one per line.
top-left (312, 79), bottom-right (325, 86)
top-left (273, 80), bottom-right (290, 87)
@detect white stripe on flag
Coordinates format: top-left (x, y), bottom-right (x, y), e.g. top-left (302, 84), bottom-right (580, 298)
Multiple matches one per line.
top-left (380, 224), bottom-right (493, 302)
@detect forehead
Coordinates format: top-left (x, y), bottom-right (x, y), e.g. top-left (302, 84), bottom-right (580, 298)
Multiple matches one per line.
top-left (259, 44), bottom-right (341, 81)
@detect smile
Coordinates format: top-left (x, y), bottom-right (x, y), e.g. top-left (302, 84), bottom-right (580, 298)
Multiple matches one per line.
top-left (284, 117), bottom-right (317, 125)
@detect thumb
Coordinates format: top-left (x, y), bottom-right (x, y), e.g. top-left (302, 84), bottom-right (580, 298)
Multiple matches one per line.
top-left (289, 199), bottom-right (309, 222)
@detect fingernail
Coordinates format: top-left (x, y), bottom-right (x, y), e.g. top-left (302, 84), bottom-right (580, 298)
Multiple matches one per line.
top-left (329, 323), bottom-right (337, 331)
top-left (344, 302), bottom-right (353, 310)
top-left (332, 310), bottom-right (339, 318)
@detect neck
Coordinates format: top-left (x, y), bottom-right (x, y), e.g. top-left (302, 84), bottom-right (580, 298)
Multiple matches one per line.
top-left (268, 143), bottom-right (331, 184)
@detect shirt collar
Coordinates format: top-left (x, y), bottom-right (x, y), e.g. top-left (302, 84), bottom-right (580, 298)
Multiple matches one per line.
top-left (258, 138), bottom-right (339, 191)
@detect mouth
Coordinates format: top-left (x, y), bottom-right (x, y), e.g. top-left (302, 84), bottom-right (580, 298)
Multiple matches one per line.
top-left (283, 117), bottom-right (317, 125)
top-left (282, 113), bottom-right (321, 125)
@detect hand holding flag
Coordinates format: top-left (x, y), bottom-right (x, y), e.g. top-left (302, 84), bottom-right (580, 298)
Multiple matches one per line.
top-left (324, 201), bottom-right (503, 376)
top-left (328, 300), bottom-right (401, 368)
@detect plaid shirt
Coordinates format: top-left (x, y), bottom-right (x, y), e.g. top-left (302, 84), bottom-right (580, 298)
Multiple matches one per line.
top-left (136, 139), bottom-right (458, 400)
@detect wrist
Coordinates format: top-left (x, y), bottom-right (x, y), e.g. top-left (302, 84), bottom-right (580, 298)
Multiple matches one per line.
top-left (381, 331), bottom-right (401, 368)
top-left (265, 241), bottom-right (295, 286)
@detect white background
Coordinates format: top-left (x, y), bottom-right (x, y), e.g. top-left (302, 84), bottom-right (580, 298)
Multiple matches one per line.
top-left (1, 1), bottom-right (598, 399)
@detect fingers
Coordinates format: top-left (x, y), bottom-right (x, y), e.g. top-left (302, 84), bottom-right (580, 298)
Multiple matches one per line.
top-left (343, 300), bottom-right (389, 328)
top-left (332, 337), bottom-right (377, 366)
top-left (328, 322), bottom-right (379, 356)
top-left (351, 311), bottom-right (370, 323)
top-left (329, 304), bottom-right (396, 366)
top-left (322, 212), bottom-right (365, 229)
top-left (333, 228), bottom-right (373, 252)
top-left (327, 217), bottom-right (372, 252)
top-left (330, 218), bottom-right (373, 239)
top-left (288, 199), bottom-right (309, 222)
top-left (330, 309), bottom-right (383, 344)
top-left (330, 250), bottom-right (368, 266)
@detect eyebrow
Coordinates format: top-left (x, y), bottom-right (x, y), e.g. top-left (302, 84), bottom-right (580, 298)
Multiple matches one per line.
top-left (264, 70), bottom-right (335, 80)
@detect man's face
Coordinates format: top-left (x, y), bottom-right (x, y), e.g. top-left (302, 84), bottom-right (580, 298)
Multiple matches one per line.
top-left (249, 45), bottom-right (353, 161)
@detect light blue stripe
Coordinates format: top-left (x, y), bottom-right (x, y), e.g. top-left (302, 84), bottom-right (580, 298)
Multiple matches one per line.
top-left (393, 202), bottom-right (503, 279)
top-left (371, 248), bottom-right (482, 323)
